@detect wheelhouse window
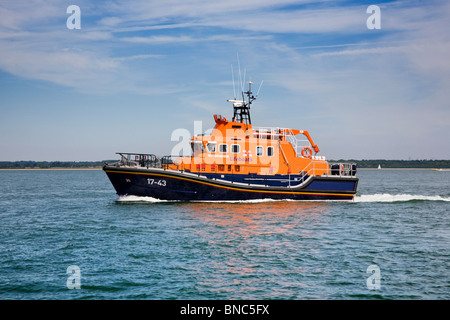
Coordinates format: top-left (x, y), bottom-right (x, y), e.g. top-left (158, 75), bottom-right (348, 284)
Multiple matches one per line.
top-left (206, 142), bottom-right (216, 153)
top-left (267, 146), bottom-right (274, 157)
top-left (231, 144), bottom-right (240, 154)
top-left (191, 141), bottom-right (205, 156)
top-left (256, 146), bottom-right (263, 157)
top-left (219, 144), bottom-right (228, 153)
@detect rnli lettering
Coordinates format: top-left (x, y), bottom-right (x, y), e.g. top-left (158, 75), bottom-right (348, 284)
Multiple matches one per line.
top-left (147, 178), bottom-right (166, 186)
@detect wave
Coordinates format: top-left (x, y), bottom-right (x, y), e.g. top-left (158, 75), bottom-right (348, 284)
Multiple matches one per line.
top-left (115, 196), bottom-right (284, 204)
top-left (354, 193), bottom-right (450, 203)
top-left (117, 194), bottom-right (450, 204)
top-left (116, 195), bottom-right (337, 204)
top-left (117, 195), bottom-right (169, 203)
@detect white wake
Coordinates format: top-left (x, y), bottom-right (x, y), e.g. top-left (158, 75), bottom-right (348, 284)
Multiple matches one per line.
top-left (354, 193), bottom-right (450, 203)
top-left (117, 195), bottom-right (170, 202)
top-left (117, 194), bottom-right (450, 204)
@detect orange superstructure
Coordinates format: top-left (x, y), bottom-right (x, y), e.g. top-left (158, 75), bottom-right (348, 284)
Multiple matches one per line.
top-left (168, 81), bottom-right (329, 177)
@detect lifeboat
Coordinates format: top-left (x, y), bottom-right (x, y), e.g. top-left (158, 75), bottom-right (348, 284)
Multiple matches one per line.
top-left (103, 81), bottom-right (358, 201)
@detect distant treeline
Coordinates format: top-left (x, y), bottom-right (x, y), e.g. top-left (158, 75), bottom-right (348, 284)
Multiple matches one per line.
top-left (1, 159), bottom-right (450, 169)
top-left (0, 161), bottom-right (108, 169)
top-left (333, 159), bottom-right (450, 169)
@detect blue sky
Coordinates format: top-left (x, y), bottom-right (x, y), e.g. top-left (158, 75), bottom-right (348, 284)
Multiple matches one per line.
top-left (1, 0), bottom-right (449, 161)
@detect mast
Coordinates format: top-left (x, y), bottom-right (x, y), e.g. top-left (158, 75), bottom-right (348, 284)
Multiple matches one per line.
top-left (228, 81), bottom-right (255, 125)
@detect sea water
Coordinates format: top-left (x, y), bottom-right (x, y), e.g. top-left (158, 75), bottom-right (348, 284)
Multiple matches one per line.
top-left (0, 169), bottom-right (449, 299)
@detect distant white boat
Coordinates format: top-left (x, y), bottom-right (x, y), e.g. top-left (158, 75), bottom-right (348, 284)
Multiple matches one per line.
top-left (377, 164), bottom-right (381, 169)
top-left (433, 168), bottom-right (450, 171)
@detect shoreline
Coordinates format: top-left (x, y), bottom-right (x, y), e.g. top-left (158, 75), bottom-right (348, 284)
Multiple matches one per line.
top-left (358, 168), bottom-right (443, 170)
top-left (0, 167), bottom-right (102, 171)
top-left (0, 167), bottom-right (447, 171)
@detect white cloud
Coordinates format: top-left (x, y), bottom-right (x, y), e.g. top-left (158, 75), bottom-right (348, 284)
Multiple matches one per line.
top-left (122, 35), bottom-right (194, 44)
top-left (0, 0), bottom-right (60, 30)
top-left (107, 0), bottom-right (324, 22)
top-left (199, 6), bottom-right (366, 34)
top-left (314, 46), bottom-right (406, 57)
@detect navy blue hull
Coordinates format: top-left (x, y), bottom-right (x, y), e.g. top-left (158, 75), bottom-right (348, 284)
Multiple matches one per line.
top-left (103, 166), bottom-right (358, 201)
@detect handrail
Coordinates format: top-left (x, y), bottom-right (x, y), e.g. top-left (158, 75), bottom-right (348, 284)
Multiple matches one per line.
top-left (107, 153), bottom-right (357, 185)
top-left (253, 127), bottom-right (319, 157)
top-left (300, 160), bottom-right (323, 178)
top-left (109, 153), bottom-right (189, 171)
top-left (300, 161), bottom-right (357, 178)
top-left (328, 162), bottom-right (357, 177)
top-left (111, 153), bottom-right (161, 169)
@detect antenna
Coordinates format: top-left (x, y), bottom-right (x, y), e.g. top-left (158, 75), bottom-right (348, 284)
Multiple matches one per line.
top-left (237, 53), bottom-right (243, 93)
top-left (227, 55), bottom-right (262, 126)
top-left (231, 64), bottom-right (236, 99)
top-left (242, 69), bottom-right (247, 92)
top-left (256, 80), bottom-right (264, 97)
